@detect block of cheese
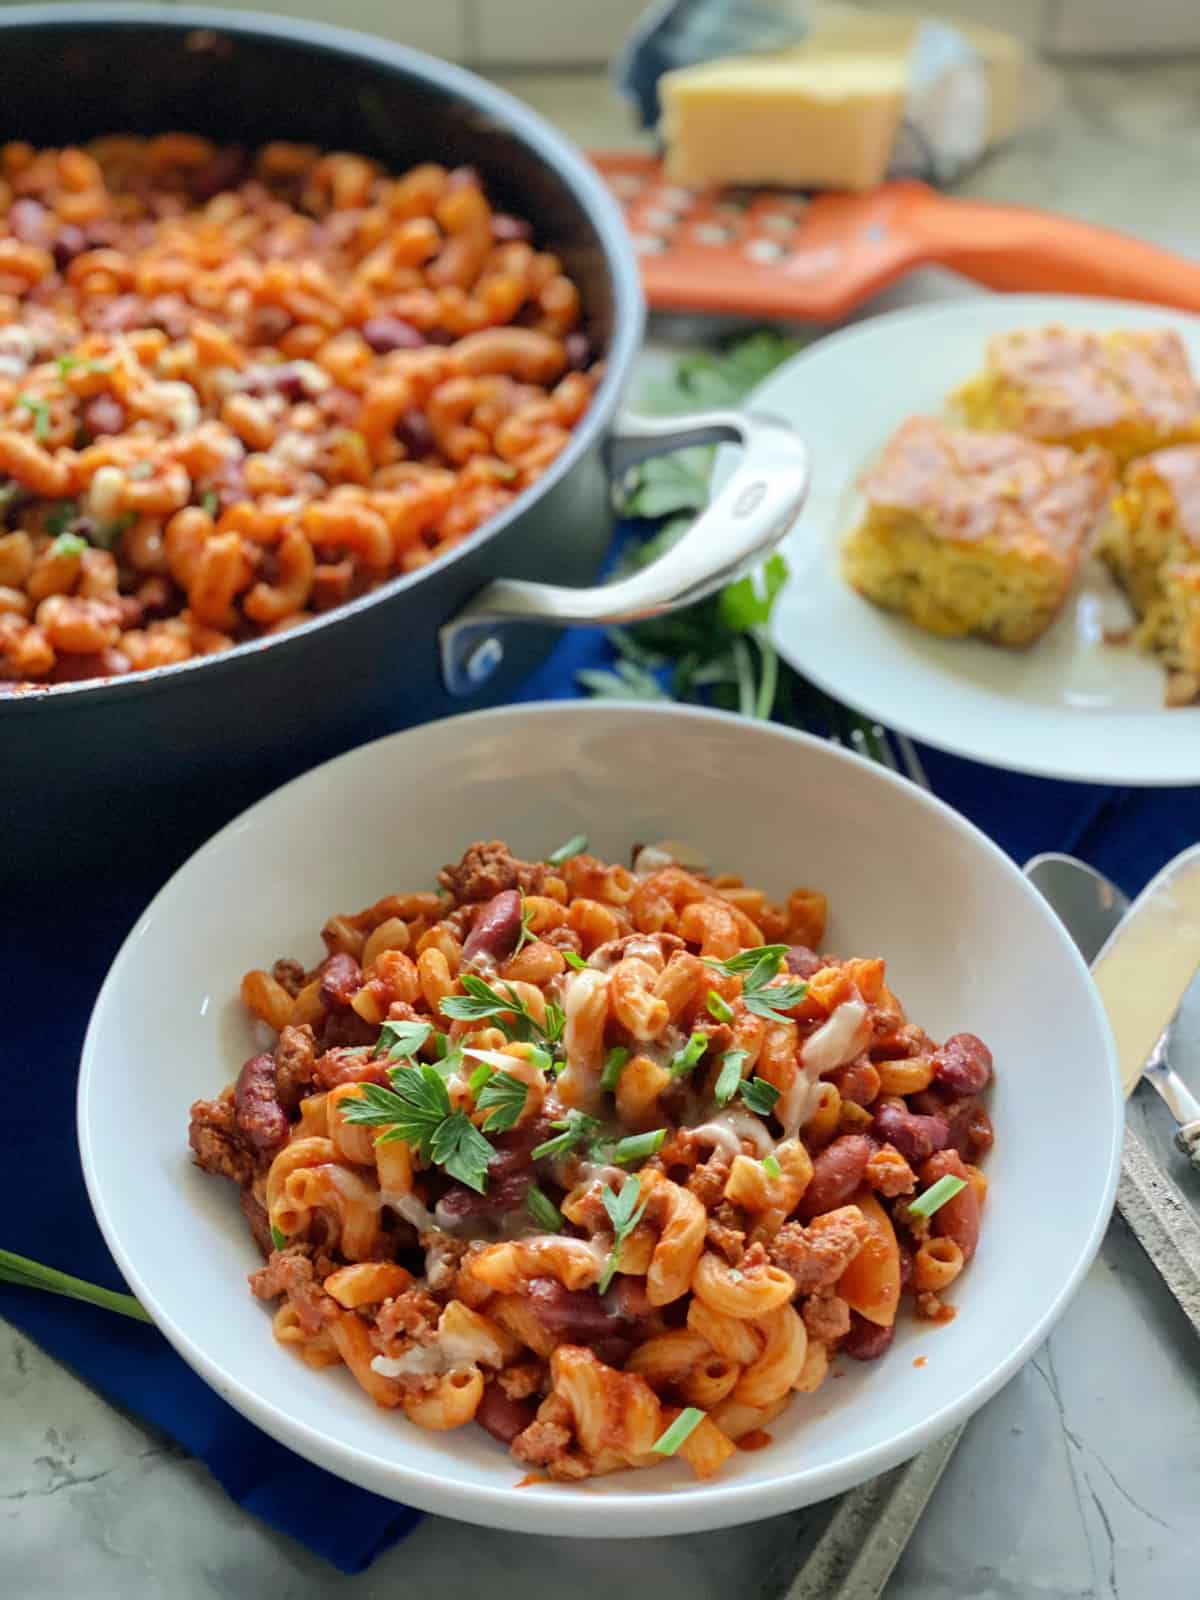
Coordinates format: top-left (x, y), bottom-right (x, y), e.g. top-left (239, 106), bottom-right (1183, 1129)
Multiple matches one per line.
top-left (659, 2), bottom-right (1025, 192)
top-left (661, 51), bottom-right (909, 192)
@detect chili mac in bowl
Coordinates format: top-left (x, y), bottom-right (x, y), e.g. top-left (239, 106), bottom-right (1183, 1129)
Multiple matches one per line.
top-left (78, 702), bottom-right (1121, 1533)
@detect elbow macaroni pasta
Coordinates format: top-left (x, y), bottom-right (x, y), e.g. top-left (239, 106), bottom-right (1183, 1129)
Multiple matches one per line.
top-left (0, 140), bottom-right (600, 687)
top-left (187, 837), bottom-right (995, 1484)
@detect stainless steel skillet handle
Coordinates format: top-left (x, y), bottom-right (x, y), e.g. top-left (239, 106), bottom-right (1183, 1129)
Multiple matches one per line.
top-left (439, 408), bottom-right (810, 695)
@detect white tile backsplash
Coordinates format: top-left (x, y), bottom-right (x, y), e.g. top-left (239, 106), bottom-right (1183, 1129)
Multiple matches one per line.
top-left (1044, 0), bottom-right (1200, 55)
top-left (183, 0), bottom-right (468, 60)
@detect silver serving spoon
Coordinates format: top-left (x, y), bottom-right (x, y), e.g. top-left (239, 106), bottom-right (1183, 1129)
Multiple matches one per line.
top-left (1025, 852), bottom-right (1200, 1167)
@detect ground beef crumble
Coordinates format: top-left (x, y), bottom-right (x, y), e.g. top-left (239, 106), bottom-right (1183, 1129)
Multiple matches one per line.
top-left (769, 1207), bottom-right (869, 1293)
top-left (437, 840), bottom-right (547, 905)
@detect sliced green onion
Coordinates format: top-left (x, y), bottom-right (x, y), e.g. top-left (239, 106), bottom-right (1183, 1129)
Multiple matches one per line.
top-left (201, 489), bottom-right (220, 517)
top-left (612, 1128), bottom-right (667, 1166)
top-left (669, 1031), bottom-right (708, 1078)
top-left (526, 1184), bottom-right (564, 1233)
top-left (468, 1061), bottom-right (494, 1098)
top-left (50, 531), bottom-right (87, 559)
top-left (713, 1048), bottom-right (748, 1107)
top-left (908, 1174), bottom-right (966, 1220)
top-left (600, 1046), bottom-right (630, 1093)
top-left (762, 1154), bottom-right (782, 1180)
top-left (706, 991), bottom-right (734, 1024)
top-left (270, 1224), bottom-right (287, 1251)
top-left (546, 833), bottom-right (588, 865)
top-left (0, 1248), bottom-right (153, 1325)
top-left (652, 1407), bottom-right (706, 1456)
top-left (563, 950), bottom-right (588, 972)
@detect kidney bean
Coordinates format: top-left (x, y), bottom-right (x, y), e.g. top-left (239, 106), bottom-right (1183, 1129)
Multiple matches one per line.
top-left (393, 408), bottom-right (434, 458)
top-left (446, 164), bottom-right (482, 191)
top-left (47, 646), bottom-right (131, 682)
top-left (318, 1009), bottom-right (379, 1051)
top-left (81, 394), bottom-right (127, 439)
top-left (491, 213), bottom-right (533, 243)
top-left (591, 1336), bottom-right (635, 1368)
top-left (563, 331), bottom-right (591, 371)
top-left (239, 1186), bottom-right (274, 1257)
top-left (318, 952), bottom-right (361, 1011)
top-left (785, 944), bottom-right (824, 978)
top-left (51, 224), bottom-right (88, 270)
top-left (462, 888), bottom-right (523, 964)
top-left (234, 1052), bottom-right (289, 1152)
top-left (190, 144), bottom-right (248, 201)
top-left (488, 1116), bottom-right (553, 1180)
top-left (207, 459), bottom-right (249, 512)
top-left (528, 1278), bottom-right (623, 1341)
top-left (476, 1382), bottom-right (537, 1445)
top-left (361, 316), bottom-right (426, 355)
top-left (871, 1102), bottom-right (950, 1166)
top-left (797, 1134), bottom-right (872, 1220)
top-left (934, 1033), bottom-right (992, 1096)
top-left (9, 198), bottom-right (50, 246)
top-left (919, 1150), bottom-right (981, 1262)
top-left (842, 1311), bottom-right (895, 1361)
top-left (146, 294), bottom-right (192, 341)
top-left (436, 1169), bottom-right (531, 1223)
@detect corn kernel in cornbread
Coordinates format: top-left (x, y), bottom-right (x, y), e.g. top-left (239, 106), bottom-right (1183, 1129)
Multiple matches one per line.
top-left (842, 418), bottom-right (1115, 647)
top-left (953, 326), bottom-right (1200, 465)
top-left (1100, 445), bottom-right (1200, 704)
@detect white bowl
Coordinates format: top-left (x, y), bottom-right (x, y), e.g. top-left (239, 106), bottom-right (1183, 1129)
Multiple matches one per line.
top-left (78, 702), bottom-right (1121, 1536)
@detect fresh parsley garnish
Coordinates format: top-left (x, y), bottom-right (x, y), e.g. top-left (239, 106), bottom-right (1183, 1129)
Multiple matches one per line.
top-left (341, 1063), bottom-right (494, 1193)
top-left (669, 1031), bottom-right (708, 1079)
top-left (762, 1154), bottom-right (782, 1180)
top-left (270, 1224), bottom-right (287, 1251)
top-left (18, 393), bottom-right (50, 441)
top-left (702, 945), bottom-right (807, 1024)
top-left (531, 1109), bottom-right (600, 1162)
top-left (563, 949), bottom-right (588, 972)
top-left (600, 1046), bottom-right (629, 1094)
top-left (713, 1048), bottom-right (748, 1107)
top-left (598, 1179), bottom-right (647, 1293)
top-left (440, 973), bottom-right (561, 1046)
top-left (908, 1174), bottom-right (966, 1220)
top-left (526, 1184), bottom-right (564, 1233)
top-left (546, 833), bottom-right (588, 865)
top-left (739, 1076), bottom-right (781, 1117)
top-left (376, 1019), bottom-right (431, 1061)
top-left (473, 1067), bottom-right (530, 1134)
top-left (610, 1128), bottom-right (667, 1166)
top-left (652, 1406), bottom-right (706, 1456)
top-left (50, 531), bottom-right (87, 559)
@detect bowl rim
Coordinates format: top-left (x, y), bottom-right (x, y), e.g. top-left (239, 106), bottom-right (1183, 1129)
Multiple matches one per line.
top-left (0, 3), bottom-right (645, 715)
top-left (77, 700), bottom-right (1123, 1533)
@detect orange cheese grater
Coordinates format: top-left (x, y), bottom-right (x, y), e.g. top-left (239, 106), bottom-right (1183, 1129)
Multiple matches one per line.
top-left (591, 151), bottom-right (1200, 320)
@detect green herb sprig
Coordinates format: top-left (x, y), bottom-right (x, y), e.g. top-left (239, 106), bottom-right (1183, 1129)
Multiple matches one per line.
top-left (703, 945), bottom-right (808, 1025)
top-left (531, 1109), bottom-right (600, 1162)
top-left (440, 974), bottom-right (565, 1047)
top-left (341, 1062), bottom-right (494, 1192)
top-left (598, 1179), bottom-right (647, 1293)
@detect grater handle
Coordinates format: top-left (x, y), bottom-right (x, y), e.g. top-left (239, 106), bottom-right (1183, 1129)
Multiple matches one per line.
top-left (902, 187), bottom-right (1200, 312)
top-left (439, 408), bottom-right (809, 695)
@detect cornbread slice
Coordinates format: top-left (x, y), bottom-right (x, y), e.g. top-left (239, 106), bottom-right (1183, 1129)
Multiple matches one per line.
top-left (1100, 445), bottom-right (1200, 704)
top-left (953, 326), bottom-right (1200, 465)
top-left (841, 417), bottom-right (1115, 647)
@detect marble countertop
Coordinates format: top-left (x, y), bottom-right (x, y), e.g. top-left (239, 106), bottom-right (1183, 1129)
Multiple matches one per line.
top-left (9, 56), bottom-right (1200, 1600)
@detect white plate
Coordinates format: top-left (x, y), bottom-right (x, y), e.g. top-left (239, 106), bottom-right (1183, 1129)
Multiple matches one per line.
top-left (78, 702), bottom-right (1120, 1536)
top-left (725, 293), bottom-right (1200, 784)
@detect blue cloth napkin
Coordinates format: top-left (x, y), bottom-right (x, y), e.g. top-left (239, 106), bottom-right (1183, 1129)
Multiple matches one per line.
top-left (4, 596), bottom-right (1196, 1573)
